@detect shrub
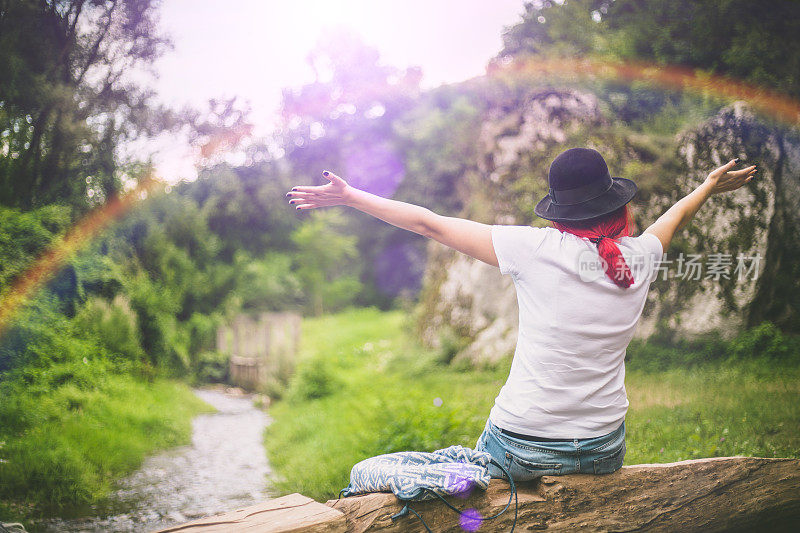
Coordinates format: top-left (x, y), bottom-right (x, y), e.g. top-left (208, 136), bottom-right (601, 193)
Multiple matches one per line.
top-left (627, 321), bottom-right (800, 371)
top-left (74, 296), bottom-right (145, 364)
top-left (195, 350), bottom-right (229, 383)
top-left (286, 357), bottom-right (338, 402)
top-left (374, 402), bottom-right (465, 454)
top-left (260, 374), bottom-right (289, 401)
top-left (730, 321), bottom-right (795, 360)
top-left (436, 325), bottom-right (471, 365)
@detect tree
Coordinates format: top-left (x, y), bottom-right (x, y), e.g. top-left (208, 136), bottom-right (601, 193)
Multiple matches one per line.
top-left (0, 0), bottom-right (175, 210)
top-left (602, 0), bottom-right (800, 98)
top-left (290, 210), bottom-right (361, 316)
top-left (498, 0), bottom-right (800, 99)
top-left (278, 30), bottom-right (421, 196)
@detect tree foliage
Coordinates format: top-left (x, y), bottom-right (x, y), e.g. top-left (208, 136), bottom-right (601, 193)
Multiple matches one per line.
top-left (0, 0), bottom-right (174, 209)
top-left (499, 0), bottom-right (800, 98)
top-left (290, 210), bottom-right (361, 316)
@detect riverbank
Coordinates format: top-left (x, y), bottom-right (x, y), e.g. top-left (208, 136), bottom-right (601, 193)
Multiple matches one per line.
top-left (30, 387), bottom-right (271, 533)
top-left (265, 307), bottom-right (800, 501)
top-left (0, 371), bottom-right (212, 524)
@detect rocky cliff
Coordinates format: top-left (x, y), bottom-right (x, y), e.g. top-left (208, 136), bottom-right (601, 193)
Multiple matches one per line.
top-left (413, 88), bottom-right (800, 364)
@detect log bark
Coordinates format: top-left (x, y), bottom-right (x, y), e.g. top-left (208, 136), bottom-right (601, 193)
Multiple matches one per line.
top-left (156, 493), bottom-right (345, 533)
top-left (158, 457), bottom-right (800, 532)
top-left (326, 457), bottom-right (800, 532)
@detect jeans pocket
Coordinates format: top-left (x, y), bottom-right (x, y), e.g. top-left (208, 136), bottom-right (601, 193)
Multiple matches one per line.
top-left (592, 441), bottom-right (626, 474)
top-left (504, 451), bottom-right (562, 481)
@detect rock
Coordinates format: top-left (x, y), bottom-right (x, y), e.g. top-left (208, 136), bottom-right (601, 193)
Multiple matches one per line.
top-left (637, 102), bottom-right (800, 338)
top-left (414, 88), bottom-right (608, 364)
top-left (414, 91), bottom-right (800, 364)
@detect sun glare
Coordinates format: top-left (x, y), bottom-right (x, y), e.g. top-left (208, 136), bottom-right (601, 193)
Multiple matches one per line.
top-left (301, 0), bottom-right (375, 36)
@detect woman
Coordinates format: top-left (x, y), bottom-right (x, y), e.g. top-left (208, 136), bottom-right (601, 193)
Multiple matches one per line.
top-left (285, 147), bottom-right (756, 480)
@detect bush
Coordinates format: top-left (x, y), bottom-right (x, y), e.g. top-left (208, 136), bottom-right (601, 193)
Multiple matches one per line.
top-left (74, 296), bottom-right (146, 364)
top-left (374, 402), bottom-right (465, 454)
top-left (730, 322), bottom-right (797, 360)
top-left (0, 295), bottom-right (109, 373)
top-left (286, 357), bottom-right (338, 402)
top-left (260, 374), bottom-right (289, 401)
top-left (0, 205), bottom-right (71, 290)
top-left (195, 350), bottom-right (229, 383)
top-left (626, 321), bottom-right (799, 372)
top-left (436, 325), bottom-right (471, 365)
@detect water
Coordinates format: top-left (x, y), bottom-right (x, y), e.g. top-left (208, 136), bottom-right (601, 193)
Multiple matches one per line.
top-left (34, 388), bottom-right (272, 532)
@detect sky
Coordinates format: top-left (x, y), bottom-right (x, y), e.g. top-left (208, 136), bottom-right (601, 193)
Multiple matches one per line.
top-left (147, 0), bottom-right (528, 181)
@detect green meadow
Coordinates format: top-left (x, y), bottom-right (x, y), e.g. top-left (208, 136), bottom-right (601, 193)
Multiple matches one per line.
top-left (0, 370), bottom-right (212, 519)
top-left (265, 307), bottom-right (800, 501)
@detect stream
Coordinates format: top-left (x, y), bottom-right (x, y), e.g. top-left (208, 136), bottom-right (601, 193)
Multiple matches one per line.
top-left (34, 388), bottom-right (272, 532)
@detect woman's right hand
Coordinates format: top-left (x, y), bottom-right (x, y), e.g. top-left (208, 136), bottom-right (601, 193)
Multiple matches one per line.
top-left (286, 170), bottom-right (352, 210)
top-left (704, 159), bottom-right (757, 195)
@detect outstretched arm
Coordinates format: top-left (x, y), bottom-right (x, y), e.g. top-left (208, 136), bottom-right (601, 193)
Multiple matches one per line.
top-left (644, 159), bottom-right (757, 250)
top-left (286, 171), bottom-right (499, 267)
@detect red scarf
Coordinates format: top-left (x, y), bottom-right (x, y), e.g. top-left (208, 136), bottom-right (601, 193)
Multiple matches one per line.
top-left (552, 206), bottom-right (634, 288)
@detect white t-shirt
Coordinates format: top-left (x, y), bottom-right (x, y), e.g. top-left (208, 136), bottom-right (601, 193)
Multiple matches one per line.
top-left (488, 225), bottom-right (663, 438)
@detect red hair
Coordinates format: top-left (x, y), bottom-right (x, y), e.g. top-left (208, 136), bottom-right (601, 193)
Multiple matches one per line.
top-left (553, 206), bottom-right (634, 288)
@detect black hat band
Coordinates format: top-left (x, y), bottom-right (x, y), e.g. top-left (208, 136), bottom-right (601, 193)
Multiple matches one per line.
top-left (549, 176), bottom-right (614, 206)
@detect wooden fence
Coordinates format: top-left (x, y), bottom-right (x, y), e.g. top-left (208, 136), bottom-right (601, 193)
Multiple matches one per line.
top-left (216, 311), bottom-right (301, 391)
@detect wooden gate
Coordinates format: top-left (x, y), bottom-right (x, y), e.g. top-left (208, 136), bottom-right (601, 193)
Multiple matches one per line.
top-left (216, 311), bottom-right (301, 391)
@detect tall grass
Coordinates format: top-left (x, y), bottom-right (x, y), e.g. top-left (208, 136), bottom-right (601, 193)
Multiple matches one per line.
top-left (0, 369), bottom-right (212, 520)
top-left (264, 307), bottom-right (800, 502)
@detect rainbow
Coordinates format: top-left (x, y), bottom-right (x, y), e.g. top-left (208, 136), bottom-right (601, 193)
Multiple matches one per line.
top-left (0, 177), bottom-right (162, 336)
top-left (487, 56), bottom-right (799, 124)
top-left (1, 56), bottom-right (797, 337)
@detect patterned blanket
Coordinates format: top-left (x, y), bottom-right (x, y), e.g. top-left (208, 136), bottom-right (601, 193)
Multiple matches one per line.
top-left (339, 445), bottom-right (493, 500)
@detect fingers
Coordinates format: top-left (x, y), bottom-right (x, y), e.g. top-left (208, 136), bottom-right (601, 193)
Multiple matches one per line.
top-left (288, 196), bottom-right (331, 205)
top-left (288, 185), bottom-right (325, 193)
top-left (286, 191), bottom-right (316, 199)
top-left (729, 167), bottom-right (757, 185)
top-left (322, 170), bottom-right (347, 186)
top-left (727, 165), bottom-right (757, 178)
top-left (711, 158), bottom-right (739, 177)
top-left (288, 198), bottom-right (322, 210)
top-left (286, 170), bottom-right (346, 197)
top-left (286, 191), bottom-right (337, 202)
top-left (286, 189), bottom-right (338, 209)
top-left (719, 168), bottom-right (757, 192)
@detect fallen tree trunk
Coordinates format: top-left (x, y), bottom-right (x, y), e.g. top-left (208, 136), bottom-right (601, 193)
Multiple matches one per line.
top-left (326, 456), bottom-right (800, 532)
top-left (157, 493), bottom-right (346, 533)
top-left (160, 457), bottom-right (800, 532)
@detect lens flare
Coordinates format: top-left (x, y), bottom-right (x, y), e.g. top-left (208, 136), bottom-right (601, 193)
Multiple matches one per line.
top-left (0, 177), bottom-right (162, 336)
top-left (343, 140), bottom-right (405, 197)
top-left (459, 507), bottom-right (482, 531)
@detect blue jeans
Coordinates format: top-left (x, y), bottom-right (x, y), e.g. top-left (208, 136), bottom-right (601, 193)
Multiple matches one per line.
top-left (474, 418), bottom-right (626, 481)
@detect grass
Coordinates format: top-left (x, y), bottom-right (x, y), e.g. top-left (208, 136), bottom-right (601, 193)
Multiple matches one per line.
top-left (264, 306), bottom-right (800, 502)
top-left (0, 370), bottom-right (213, 521)
top-left (625, 365), bottom-right (800, 462)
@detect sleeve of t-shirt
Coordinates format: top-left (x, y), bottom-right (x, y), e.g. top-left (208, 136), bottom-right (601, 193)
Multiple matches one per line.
top-left (636, 232), bottom-right (665, 283)
top-left (491, 225), bottom-right (544, 279)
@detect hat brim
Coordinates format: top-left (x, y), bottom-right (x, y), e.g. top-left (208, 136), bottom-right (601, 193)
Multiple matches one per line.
top-left (534, 177), bottom-right (637, 222)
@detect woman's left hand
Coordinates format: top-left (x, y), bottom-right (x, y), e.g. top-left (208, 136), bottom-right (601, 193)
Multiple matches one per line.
top-left (285, 170), bottom-right (351, 210)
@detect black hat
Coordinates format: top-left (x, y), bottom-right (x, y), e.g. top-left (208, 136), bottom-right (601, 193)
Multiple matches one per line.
top-left (534, 147), bottom-right (637, 222)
